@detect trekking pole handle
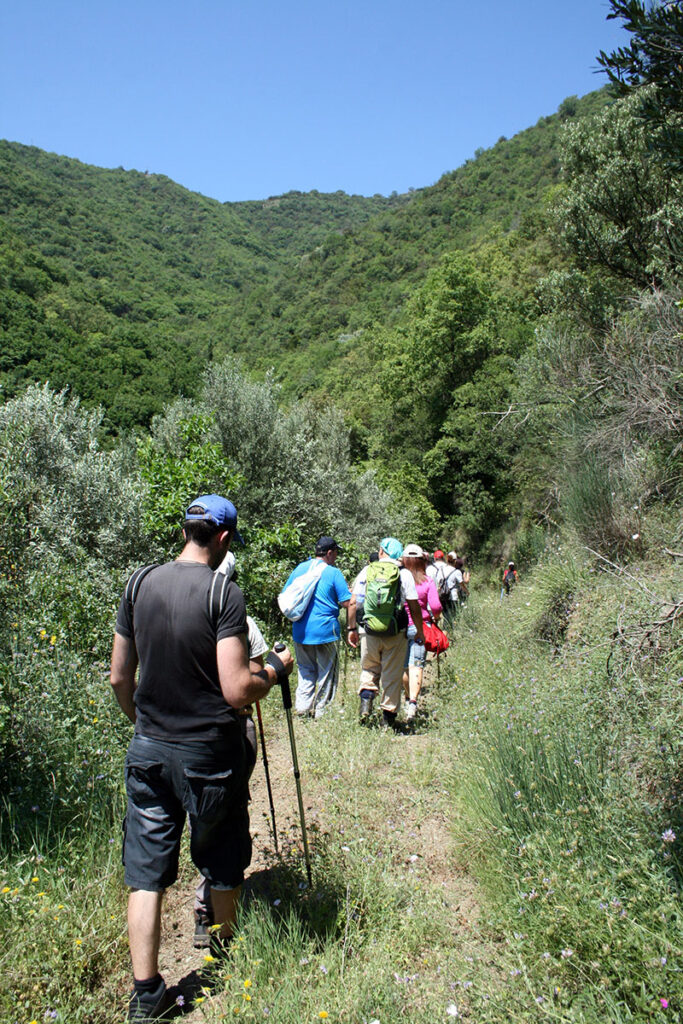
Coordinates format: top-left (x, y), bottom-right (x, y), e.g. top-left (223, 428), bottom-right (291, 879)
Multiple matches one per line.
top-left (273, 642), bottom-right (293, 710)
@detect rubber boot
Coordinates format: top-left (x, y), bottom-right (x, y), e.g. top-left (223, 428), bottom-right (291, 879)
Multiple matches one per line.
top-left (359, 690), bottom-right (375, 719)
top-left (381, 709), bottom-right (397, 730)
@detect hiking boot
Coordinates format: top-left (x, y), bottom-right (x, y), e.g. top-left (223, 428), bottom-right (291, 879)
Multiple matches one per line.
top-left (194, 908), bottom-right (214, 949)
top-left (381, 709), bottom-right (397, 730)
top-left (359, 693), bottom-right (374, 719)
top-left (128, 979), bottom-right (174, 1022)
top-left (405, 699), bottom-right (417, 721)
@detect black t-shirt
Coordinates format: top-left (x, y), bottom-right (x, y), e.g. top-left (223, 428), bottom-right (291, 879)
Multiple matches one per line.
top-left (115, 560), bottom-right (247, 741)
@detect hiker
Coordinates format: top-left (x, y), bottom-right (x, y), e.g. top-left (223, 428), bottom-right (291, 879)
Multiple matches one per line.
top-left (401, 544), bottom-right (442, 721)
top-left (454, 556), bottom-right (470, 606)
top-left (346, 537), bottom-right (425, 729)
top-left (193, 548), bottom-right (268, 948)
top-left (110, 495), bottom-right (294, 1022)
top-left (281, 536), bottom-right (351, 718)
top-left (501, 561), bottom-right (518, 599)
top-left (428, 549), bottom-right (460, 627)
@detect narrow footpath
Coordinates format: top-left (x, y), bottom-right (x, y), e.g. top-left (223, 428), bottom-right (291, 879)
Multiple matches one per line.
top-left (156, 654), bottom-right (501, 1021)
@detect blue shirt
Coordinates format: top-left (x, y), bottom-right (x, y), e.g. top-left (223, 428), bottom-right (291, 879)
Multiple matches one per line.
top-left (285, 559), bottom-right (351, 645)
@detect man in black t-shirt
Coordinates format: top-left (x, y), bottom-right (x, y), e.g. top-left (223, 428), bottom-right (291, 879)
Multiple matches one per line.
top-left (111, 495), bottom-right (293, 1023)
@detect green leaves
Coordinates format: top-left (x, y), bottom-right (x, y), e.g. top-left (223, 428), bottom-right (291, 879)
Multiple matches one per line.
top-left (137, 413), bottom-right (243, 557)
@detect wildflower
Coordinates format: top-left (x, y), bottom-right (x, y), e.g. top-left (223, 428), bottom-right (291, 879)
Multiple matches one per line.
top-left (204, 954), bottom-right (216, 963)
top-left (535, 996), bottom-right (544, 1003)
top-left (318, 1013), bottom-right (329, 1020)
top-left (319, 964), bottom-right (328, 975)
top-left (661, 829), bottom-right (676, 844)
top-left (513, 791), bottom-right (521, 800)
top-left (39, 629), bottom-right (47, 637)
top-left (31, 876), bottom-right (39, 882)
top-left (510, 968), bottom-right (521, 977)
top-left (244, 979), bottom-right (252, 988)
top-left (50, 635), bottom-right (57, 645)
top-left (272, 899), bottom-right (281, 906)
top-left (661, 998), bottom-right (669, 1008)
top-left (243, 993), bottom-right (251, 1002)
top-left (75, 939), bottom-right (82, 946)
top-left (446, 1006), bottom-right (460, 1018)
top-left (175, 995), bottom-right (185, 1007)
top-left (1, 887), bottom-right (10, 894)
top-left (299, 957), bottom-right (310, 965)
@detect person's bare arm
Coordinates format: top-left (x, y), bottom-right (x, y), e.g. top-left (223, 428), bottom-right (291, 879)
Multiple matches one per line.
top-left (407, 599), bottom-right (426, 643)
top-left (346, 594), bottom-right (359, 649)
top-left (110, 632), bottom-right (139, 724)
top-left (217, 635), bottom-right (293, 708)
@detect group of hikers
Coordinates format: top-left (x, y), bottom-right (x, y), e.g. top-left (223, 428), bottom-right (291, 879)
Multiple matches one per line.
top-left (109, 492), bottom-right (484, 1021)
top-left (279, 536), bottom-right (469, 728)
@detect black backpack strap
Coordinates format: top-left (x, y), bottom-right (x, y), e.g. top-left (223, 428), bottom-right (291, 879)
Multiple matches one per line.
top-left (208, 571), bottom-right (231, 631)
top-left (126, 564), bottom-right (158, 607)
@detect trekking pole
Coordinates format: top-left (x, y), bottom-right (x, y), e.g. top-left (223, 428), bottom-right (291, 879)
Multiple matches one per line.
top-left (274, 642), bottom-right (313, 887)
top-left (255, 700), bottom-right (278, 853)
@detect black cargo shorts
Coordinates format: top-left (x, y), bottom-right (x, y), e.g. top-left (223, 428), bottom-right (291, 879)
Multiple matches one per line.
top-left (122, 732), bottom-right (251, 892)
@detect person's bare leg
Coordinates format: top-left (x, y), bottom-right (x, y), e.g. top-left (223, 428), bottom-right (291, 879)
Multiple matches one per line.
top-left (408, 666), bottom-right (423, 703)
top-left (402, 668), bottom-right (409, 699)
top-left (211, 884), bottom-right (241, 939)
top-left (128, 889), bottom-right (164, 979)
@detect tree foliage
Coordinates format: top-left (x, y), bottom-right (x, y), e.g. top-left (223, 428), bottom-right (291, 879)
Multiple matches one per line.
top-left (597, 0), bottom-right (683, 168)
top-left (552, 89), bottom-right (682, 287)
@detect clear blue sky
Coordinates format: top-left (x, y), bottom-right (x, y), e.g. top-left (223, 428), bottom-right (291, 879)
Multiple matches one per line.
top-left (1, 0), bottom-right (627, 203)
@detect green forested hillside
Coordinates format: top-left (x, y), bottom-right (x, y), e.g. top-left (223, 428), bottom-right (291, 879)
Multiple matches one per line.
top-left (0, 91), bottom-right (604, 431)
top-left (0, 146), bottom-right (400, 427)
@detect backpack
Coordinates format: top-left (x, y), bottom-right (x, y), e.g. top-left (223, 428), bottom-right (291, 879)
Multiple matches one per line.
top-left (363, 560), bottom-right (403, 635)
top-left (503, 567), bottom-right (517, 590)
top-left (434, 562), bottom-right (459, 603)
top-left (277, 559), bottom-right (327, 621)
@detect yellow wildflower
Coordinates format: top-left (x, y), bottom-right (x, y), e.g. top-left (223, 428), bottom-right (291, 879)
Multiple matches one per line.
top-left (204, 954), bottom-right (216, 963)
top-left (50, 635), bottom-right (57, 645)
top-left (243, 979), bottom-right (252, 988)
top-left (243, 993), bottom-right (251, 1002)
top-left (319, 1013), bottom-right (329, 1020)
top-left (1, 886), bottom-right (10, 894)
top-left (31, 877), bottom-right (39, 883)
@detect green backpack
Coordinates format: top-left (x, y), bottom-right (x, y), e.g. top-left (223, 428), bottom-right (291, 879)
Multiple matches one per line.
top-left (363, 560), bottom-right (403, 635)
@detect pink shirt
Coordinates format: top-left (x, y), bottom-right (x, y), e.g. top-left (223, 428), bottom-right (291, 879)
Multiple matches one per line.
top-left (406, 577), bottom-right (442, 626)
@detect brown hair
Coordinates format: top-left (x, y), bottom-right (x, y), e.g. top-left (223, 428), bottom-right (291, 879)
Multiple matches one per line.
top-left (402, 554), bottom-right (427, 583)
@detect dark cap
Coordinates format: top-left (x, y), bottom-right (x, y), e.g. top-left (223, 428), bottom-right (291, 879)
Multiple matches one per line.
top-left (315, 536), bottom-right (342, 555)
top-left (185, 494), bottom-right (244, 543)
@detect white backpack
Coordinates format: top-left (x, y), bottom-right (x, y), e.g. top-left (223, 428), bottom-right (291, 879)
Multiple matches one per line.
top-left (278, 559), bottom-right (327, 621)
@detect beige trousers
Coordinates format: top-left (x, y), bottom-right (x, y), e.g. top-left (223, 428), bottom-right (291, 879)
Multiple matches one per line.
top-left (358, 631), bottom-right (408, 713)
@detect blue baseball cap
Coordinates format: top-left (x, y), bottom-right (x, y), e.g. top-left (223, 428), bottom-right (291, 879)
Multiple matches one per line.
top-left (185, 495), bottom-right (244, 543)
top-left (380, 536), bottom-right (403, 560)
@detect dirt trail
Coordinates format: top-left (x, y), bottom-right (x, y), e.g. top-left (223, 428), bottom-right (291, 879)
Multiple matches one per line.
top-left (156, 656), bottom-right (490, 1018)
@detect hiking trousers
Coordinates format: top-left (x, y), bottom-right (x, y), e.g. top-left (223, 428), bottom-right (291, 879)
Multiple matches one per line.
top-left (358, 631), bottom-right (408, 713)
top-left (294, 640), bottom-right (339, 717)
